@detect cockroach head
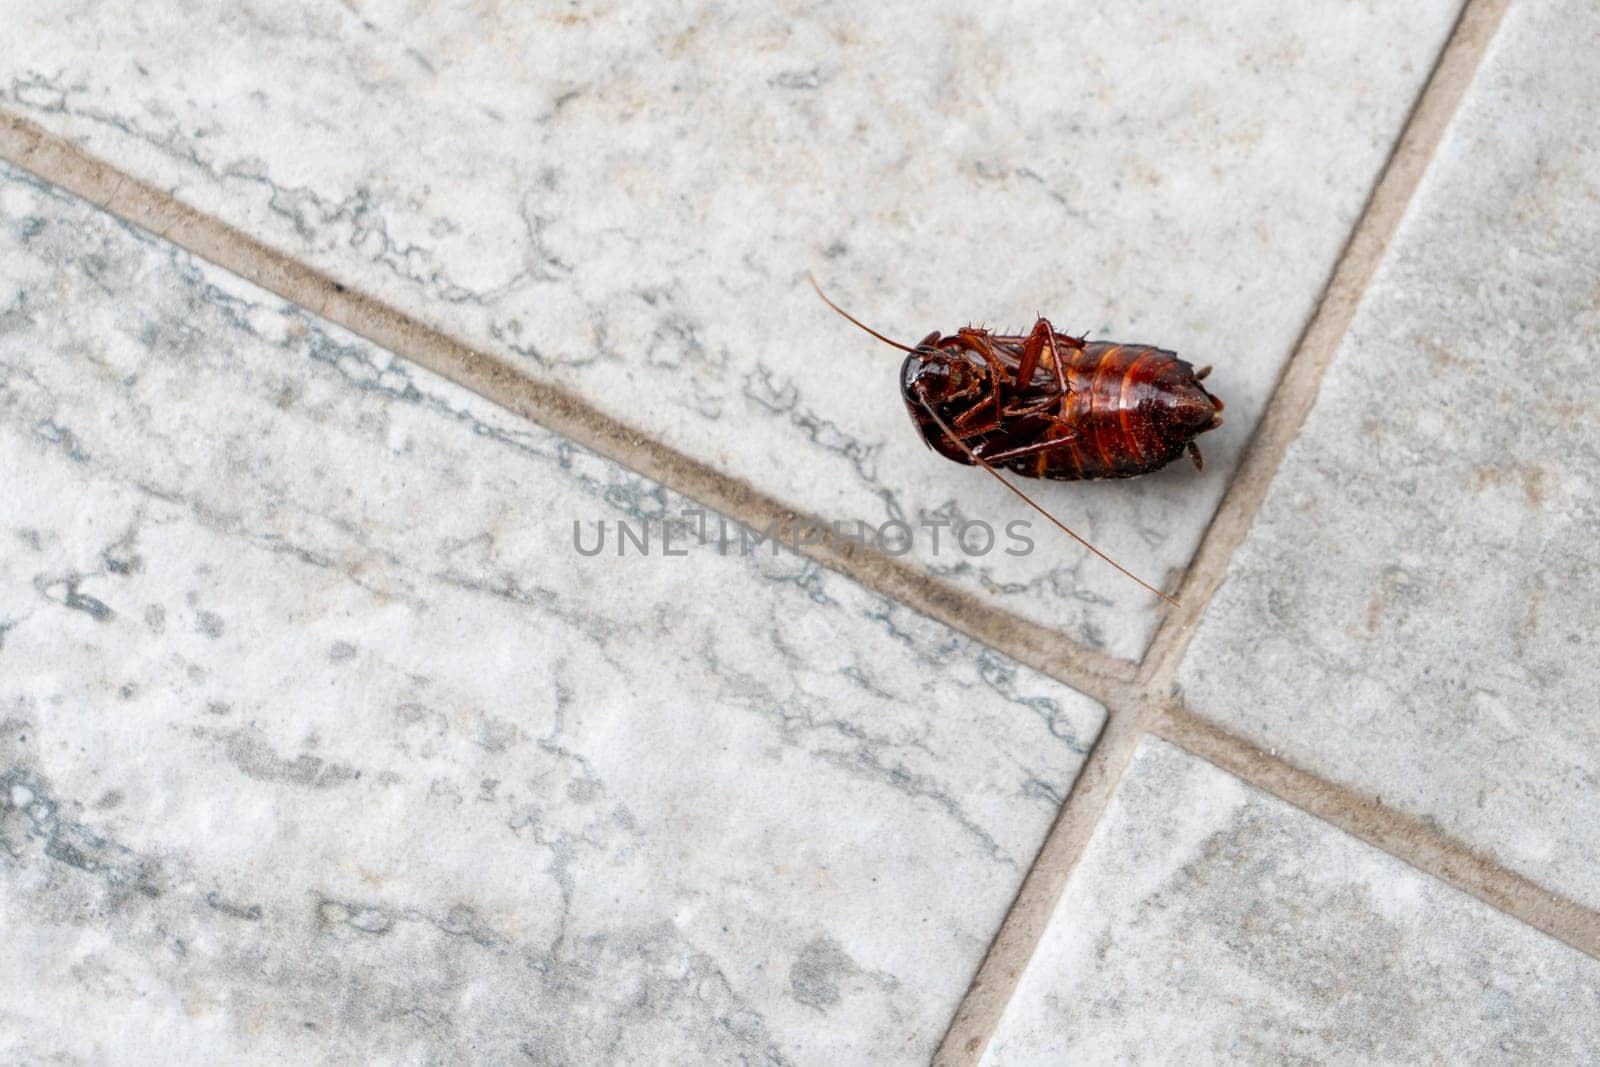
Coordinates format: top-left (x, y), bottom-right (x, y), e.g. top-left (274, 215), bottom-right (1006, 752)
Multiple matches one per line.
top-left (900, 347), bottom-right (978, 407)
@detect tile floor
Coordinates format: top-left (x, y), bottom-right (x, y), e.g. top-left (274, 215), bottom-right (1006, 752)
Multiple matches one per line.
top-left (2, 1), bottom-right (1597, 1063)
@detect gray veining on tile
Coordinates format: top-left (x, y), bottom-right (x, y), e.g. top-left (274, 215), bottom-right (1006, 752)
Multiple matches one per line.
top-left (1, 0), bottom-right (1464, 657)
top-left (0, 164), bottom-right (1105, 1064)
top-left (982, 739), bottom-right (1600, 1065)
top-left (1179, 0), bottom-right (1600, 909)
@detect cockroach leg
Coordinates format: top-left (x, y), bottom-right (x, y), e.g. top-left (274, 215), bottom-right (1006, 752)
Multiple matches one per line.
top-left (1015, 320), bottom-right (1044, 388)
top-left (975, 431), bottom-right (1081, 465)
top-left (1015, 317), bottom-right (1077, 398)
top-left (933, 381), bottom-right (1005, 440)
top-left (1195, 364), bottom-right (1212, 380)
top-left (1001, 395), bottom-right (1061, 420)
top-left (956, 328), bottom-right (1013, 428)
top-left (1187, 441), bottom-right (1204, 470)
top-left (1043, 319), bottom-right (1071, 407)
top-left (953, 396), bottom-right (1001, 432)
top-left (956, 326), bottom-right (1000, 355)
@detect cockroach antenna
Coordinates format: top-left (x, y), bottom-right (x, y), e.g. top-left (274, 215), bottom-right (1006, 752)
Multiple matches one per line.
top-left (807, 272), bottom-right (920, 354)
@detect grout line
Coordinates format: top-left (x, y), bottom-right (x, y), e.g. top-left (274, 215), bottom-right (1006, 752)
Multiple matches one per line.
top-left (937, 0), bottom-right (1518, 1061)
top-left (1137, 0), bottom-right (1513, 694)
top-left (941, 699), bottom-right (1600, 1066)
top-left (1153, 705), bottom-right (1600, 960)
top-left (0, 108), bottom-right (1137, 704)
top-left (933, 693), bottom-right (1151, 1067)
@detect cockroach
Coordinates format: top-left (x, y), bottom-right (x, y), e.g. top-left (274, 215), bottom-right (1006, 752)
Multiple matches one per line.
top-left (809, 275), bottom-right (1224, 606)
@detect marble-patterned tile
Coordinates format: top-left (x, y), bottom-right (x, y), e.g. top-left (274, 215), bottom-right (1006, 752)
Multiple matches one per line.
top-left (0, 163), bottom-right (1105, 1064)
top-left (982, 739), bottom-right (1600, 1065)
top-left (1178, 0), bottom-right (1600, 909)
top-left (2, 1), bottom-right (1464, 658)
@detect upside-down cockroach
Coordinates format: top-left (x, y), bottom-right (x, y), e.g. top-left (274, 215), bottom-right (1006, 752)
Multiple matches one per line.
top-left (809, 275), bottom-right (1224, 606)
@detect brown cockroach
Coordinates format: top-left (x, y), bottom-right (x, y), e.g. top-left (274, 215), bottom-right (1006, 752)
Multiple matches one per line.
top-left (809, 275), bottom-right (1224, 606)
